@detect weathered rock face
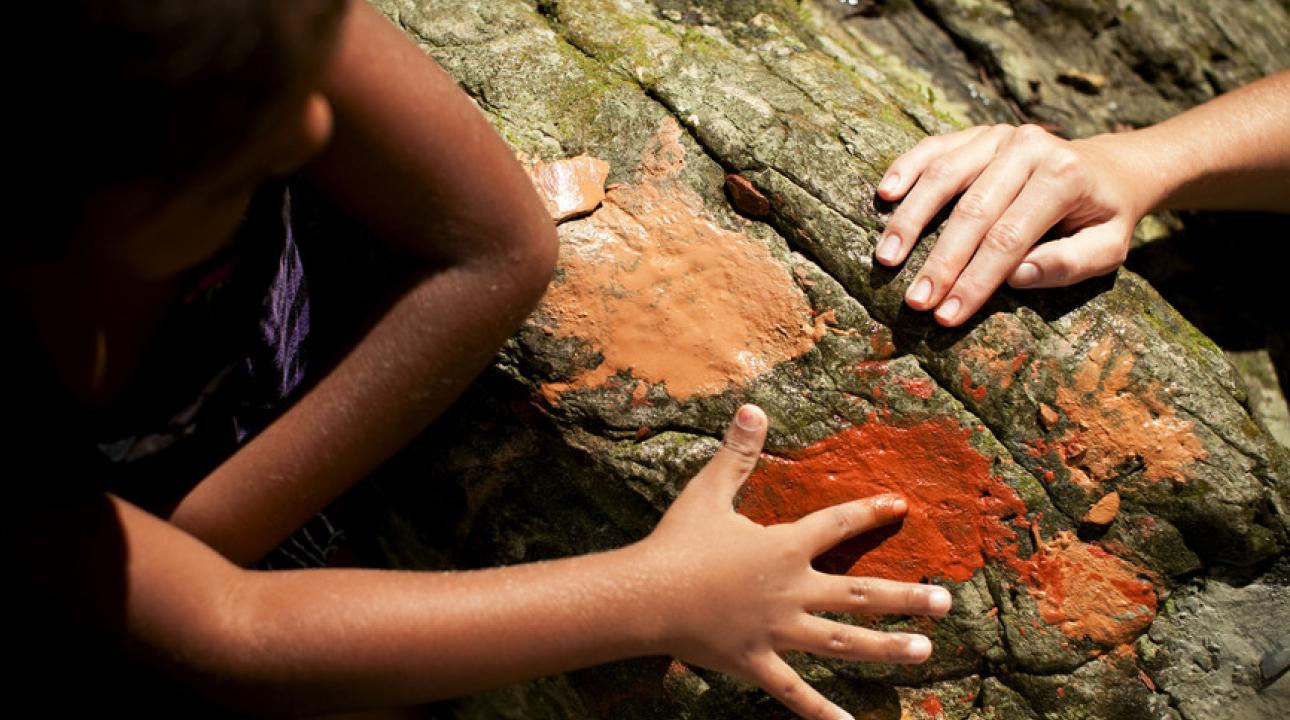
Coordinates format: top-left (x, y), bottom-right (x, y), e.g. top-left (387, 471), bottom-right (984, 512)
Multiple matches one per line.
top-left (355, 1), bottom-right (1290, 718)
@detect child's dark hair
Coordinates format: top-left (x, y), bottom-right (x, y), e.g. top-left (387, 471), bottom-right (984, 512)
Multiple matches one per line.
top-left (10, 0), bottom-right (347, 255)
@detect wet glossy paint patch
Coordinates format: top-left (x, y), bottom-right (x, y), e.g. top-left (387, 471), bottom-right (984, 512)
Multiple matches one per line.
top-left (736, 417), bottom-right (1028, 584)
top-left (737, 416), bottom-right (1158, 647)
top-left (537, 118), bottom-right (817, 401)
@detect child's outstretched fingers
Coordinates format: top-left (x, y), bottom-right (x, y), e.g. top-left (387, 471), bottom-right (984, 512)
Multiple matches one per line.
top-left (746, 651), bottom-right (858, 720)
top-left (646, 406), bottom-right (952, 720)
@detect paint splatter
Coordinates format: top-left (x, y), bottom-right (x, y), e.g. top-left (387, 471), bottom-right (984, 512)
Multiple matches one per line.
top-left (537, 118), bottom-right (817, 401)
top-left (1053, 337), bottom-right (1206, 487)
top-left (736, 417), bottom-right (1029, 583)
top-left (897, 377), bottom-right (935, 400)
top-left (526, 155), bottom-right (610, 222)
top-left (1081, 491), bottom-right (1120, 525)
top-left (919, 695), bottom-right (944, 717)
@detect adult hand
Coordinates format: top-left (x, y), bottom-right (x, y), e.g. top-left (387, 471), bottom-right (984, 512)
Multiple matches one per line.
top-left (641, 405), bottom-right (952, 720)
top-left (874, 124), bottom-right (1146, 326)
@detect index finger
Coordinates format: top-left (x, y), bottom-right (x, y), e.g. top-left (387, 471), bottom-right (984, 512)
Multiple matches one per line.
top-left (792, 494), bottom-right (908, 556)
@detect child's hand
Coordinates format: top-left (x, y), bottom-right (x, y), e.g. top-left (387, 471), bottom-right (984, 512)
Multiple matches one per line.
top-left (638, 405), bottom-right (952, 720)
top-left (874, 125), bottom-right (1144, 327)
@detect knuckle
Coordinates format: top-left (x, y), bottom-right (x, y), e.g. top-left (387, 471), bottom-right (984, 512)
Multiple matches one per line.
top-left (1045, 148), bottom-right (1084, 180)
top-left (831, 506), bottom-right (856, 535)
top-left (1014, 123), bottom-right (1051, 145)
top-left (983, 221), bottom-right (1026, 253)
top-left (924, 158), bottom-right (957, 182)
top-left (850, 577), bottom-right (876, 604)
top-left (721, 437), bottom-right (760, 461)
top-left (826, 629), bottom-right (853, 653)
top-left (952, 193), bottom-right (989, 223)
top-left (778, 678), bottom-right (805, 703)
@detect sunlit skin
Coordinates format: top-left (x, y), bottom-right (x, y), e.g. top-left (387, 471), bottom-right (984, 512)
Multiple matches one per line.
top-left (8, 3), bottom-right (950, 718)
top-left (874, 69), bottom-right (1290, 327)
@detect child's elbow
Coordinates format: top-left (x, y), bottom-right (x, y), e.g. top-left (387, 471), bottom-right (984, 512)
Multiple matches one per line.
top-left (511, 212), bottom-right (559, 305)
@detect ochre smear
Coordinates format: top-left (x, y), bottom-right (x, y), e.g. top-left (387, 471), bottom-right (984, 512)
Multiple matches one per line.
top-left (736, 417), bottom-right (1028, 584)
top-left (538, 118), bottom-right (816, 401)
top-left (1024, 532), bottom-right (1156, 646)
top-left (1053, 336), bottom-right (1206, 487)
top-left (738, 420), bottom-right (1158, 645)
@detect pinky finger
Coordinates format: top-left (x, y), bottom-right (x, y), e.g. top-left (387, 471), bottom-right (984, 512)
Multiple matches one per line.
top-left (1007, 222), bottom-right (1133, 289)
top-left (747, 652), bottom-right (855, 720)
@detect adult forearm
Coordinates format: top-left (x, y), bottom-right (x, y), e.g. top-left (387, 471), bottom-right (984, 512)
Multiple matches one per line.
top-left (1107, 69), bottom-right (1290, 213)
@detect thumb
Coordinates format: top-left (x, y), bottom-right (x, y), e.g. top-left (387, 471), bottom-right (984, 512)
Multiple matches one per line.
top-left (1007, 220), bottom-right (1132, 289)
top-left (691, 404), bottom-right (768, 507)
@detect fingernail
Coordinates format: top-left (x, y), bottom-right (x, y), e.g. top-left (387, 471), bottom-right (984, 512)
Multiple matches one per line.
top-left (876, 234), bottom-right (901, 264)
top-left (886, 495), bottom-right (908, 514)
top-left (835, 710), bottom-right (856, 720)
top-left (878, 173), bottom-right (898, 195)
top-left (1013, 262), bottom-right (1041, 287)
top-left (927, 587), bottom-right (952, 615)
top-left (907, 635), bottom-right (932, 659)
top-left (734, 405), bottom-right (763, 431)
top-left (907, 278), bottom-right (932, 305)
top-left (935, 297), bottom-right (961, 323)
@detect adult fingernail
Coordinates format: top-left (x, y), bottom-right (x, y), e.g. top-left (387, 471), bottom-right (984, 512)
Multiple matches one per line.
top-left (876, 234), bottom-right (901, 264)
top-left (907, 277), bottom-right (932, 305)
top-left (935, 297), bottom-right (961, 323)
top-left (734, 405), bottom-right (763, 431)
top-left (927, 587), bottom-right (952, 615)
top-left (907, 635), bottom-right (932, 659)
top-left (879, 173), bottom-right (898, 195)
top-left (835, 710), bottom-right (856, 720)
top-left (1013, 262), bottom-right (1041, 287)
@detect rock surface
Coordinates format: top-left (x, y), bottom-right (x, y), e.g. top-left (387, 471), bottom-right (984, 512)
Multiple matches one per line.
top-left (353, 1), bottom-right (1290, 718)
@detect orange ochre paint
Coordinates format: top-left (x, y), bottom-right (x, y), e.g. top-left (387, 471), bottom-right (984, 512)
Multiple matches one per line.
top-left (737, 417), bottom-right (1028, 584)
top-left (919, 695), bottom-right (945, 717)
top-left (537, 118), bottom-right (818, 401)
top-left (736, 420), bottom-right (1158, 645)
top-left (1052, 336), bottom-right (1206, 487)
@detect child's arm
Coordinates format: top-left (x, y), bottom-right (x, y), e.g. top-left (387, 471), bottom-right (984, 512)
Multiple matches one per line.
top-left (13, 407), bottom-right (950, 719)
top-left (872, 69), bottom-right (1290, 327)
top-left (168, 1), bottom-right (559, 564)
